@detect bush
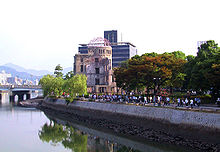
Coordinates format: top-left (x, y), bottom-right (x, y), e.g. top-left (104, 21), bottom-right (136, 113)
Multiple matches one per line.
top-left (84, 94), bottom-right (89, 98)
top-left (196, 94), bottom-right (212, 104)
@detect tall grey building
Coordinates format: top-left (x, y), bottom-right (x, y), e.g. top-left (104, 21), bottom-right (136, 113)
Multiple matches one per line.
top-left (104, 30), bottom-right (137, 67)
top-left (104, 30), bottom-right (117, 43)
top-left (111, 42), bottom-right (137, 67)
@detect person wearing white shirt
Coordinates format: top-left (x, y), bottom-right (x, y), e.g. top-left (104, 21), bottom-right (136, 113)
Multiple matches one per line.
top-left (190, 99), bottom-right (194, 108)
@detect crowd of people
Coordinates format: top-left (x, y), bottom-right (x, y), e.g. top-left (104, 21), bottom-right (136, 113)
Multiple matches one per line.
top-left (88, 94), bottom-right (202, 108)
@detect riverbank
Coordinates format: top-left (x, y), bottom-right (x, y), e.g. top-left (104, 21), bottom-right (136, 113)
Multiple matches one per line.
top-left (44, 109), bottom-right (193, 152)
top-left (39, 98), bottom-right (220, 152)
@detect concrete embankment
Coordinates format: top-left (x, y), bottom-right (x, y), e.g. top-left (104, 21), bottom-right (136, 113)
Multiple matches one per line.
top-left (43, 98), bottom-right (220, 130)
top-left (44, 110), bottom-right (190, 152)
top-left (41, 98), bottom-right (220, 151)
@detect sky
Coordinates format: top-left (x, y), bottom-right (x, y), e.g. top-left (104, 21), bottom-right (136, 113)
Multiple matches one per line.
top-left (0, 0), bottom-right (219, 72)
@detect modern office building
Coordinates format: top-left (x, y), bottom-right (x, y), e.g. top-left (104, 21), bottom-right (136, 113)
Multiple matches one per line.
top-left (74, 37), bottom-right (116, 94)
top-left (111, 42), bottom-right (137, 67)
top-left (104, 30), bottom-right (117, 43)
top-left (78, 30), bottom-right (137, 68)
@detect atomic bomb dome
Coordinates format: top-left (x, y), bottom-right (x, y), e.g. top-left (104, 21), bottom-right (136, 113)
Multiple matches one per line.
top-left (74, 36), bottom-right (116, 94)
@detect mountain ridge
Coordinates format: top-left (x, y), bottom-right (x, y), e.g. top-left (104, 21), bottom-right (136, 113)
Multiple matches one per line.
top-left (0, 66), bottom-right (41, 81)
top-left (1, 63), bottom-right (73, 79)
top-left (3, 63), bottom-right (52, 76)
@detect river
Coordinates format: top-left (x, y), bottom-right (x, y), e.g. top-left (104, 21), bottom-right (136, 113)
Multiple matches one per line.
top-left (0, 93), bottom-right (194, 152)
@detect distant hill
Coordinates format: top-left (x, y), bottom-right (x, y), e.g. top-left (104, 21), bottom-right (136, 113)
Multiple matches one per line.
top-left (0, 66), bottom-right (41, 81)
top-left (3, 63), bottom-right (52, 76)
top-left (63, 67), bottom-right (73, 75)
top-left (1, 63), bottom-right (73, 79)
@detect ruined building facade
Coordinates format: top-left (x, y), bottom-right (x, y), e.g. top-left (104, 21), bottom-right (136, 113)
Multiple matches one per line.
top-left (74, 38), bottom-right (116, 94)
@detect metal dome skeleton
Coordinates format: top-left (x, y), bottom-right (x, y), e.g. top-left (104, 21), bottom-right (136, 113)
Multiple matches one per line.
top-left (88, 37), bottom-right (111, 48)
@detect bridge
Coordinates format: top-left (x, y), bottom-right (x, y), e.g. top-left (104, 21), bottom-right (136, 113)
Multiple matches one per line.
top-left (0, 85), bottom-right (42, 102)
top-left (0, 85), bottom-right (41, 90)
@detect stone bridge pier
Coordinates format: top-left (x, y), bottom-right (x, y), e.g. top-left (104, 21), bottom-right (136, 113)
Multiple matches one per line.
top-left (10, 90), bottom-right (31, 102)
top-left (0, 90), bottom-right (8, 101)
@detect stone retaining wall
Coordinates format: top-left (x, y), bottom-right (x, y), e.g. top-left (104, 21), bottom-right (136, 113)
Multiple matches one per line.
top-left (44, 98), bottom-right (220, 130)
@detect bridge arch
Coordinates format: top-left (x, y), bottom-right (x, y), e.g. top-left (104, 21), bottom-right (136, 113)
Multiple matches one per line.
top-left (23, 94), bottom-right (27, 100)
top-left (14, 95), bottom-right (19, 102)
top-left (10, 90), bottom-right (31, 102)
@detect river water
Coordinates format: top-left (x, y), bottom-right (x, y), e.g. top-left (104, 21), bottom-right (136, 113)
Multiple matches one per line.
top-left (0, 95), bottom-right (191, 152)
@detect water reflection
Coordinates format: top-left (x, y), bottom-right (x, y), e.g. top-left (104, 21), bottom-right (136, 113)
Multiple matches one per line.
top-left (39, 120), bottom-right (141, 152)
top-left (39, 122), bottom-right (87, 151)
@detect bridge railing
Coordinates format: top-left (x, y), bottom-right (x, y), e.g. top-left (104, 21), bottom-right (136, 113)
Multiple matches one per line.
top-left (0, 85), bottom-right (42, 89)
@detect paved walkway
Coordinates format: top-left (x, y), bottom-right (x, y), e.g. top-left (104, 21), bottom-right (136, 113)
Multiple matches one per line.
top-left (89, 98), bottom-right (220, 113)
top-left (135, 102), bottom-right (220, 113)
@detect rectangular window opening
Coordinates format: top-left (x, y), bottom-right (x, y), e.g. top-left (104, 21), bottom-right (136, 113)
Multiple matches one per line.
top-left (81, 65), bottom-right (83, 72)
top-left (95, 78), bottom-right (100, 85)
top-left (95, 68), bottom-right (99, 74)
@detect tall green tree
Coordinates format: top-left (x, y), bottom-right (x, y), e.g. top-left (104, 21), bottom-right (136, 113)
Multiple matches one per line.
top-left (183, 55), bottom-right (195, 90)
top-left (39, 75), bottom-right (64, 97)
top-left (114, 53), bottom-right (186, 95)
top-left (39, 74), bottom-right (54, 97)
top-left (64, 71), bottom-right (74, 80)
top-left (189, 40), bottom-right (220, 101)
top-left (54, 64), bottom-right (63, 78)
top-left (51, 77), bottom-right (64, 97)
top-left (63, 74), bottom-right (87, 102)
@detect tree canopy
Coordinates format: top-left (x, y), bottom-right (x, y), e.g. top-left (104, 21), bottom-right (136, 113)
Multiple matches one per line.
top-left (114, 41), bottom-right (219, 102)
top-left (39, 122), bottom-right (87, 152)
top-left (185, 40), bottom-right (220, 100)
top-left (54, 64), bottom-right (63, 78)
top-left (39, 65), bottom-right (87, 102)
top-left (114, 51), bottom-right (186, 94)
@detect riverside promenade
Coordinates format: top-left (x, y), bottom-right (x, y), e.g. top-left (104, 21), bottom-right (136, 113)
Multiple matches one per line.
top-left (86, 97), bottom-right (220, 113)
top-left (42, 98), bottom-right (220, 129)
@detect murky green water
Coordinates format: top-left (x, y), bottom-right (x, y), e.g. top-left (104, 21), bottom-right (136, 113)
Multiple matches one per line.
top-left (0, 102), bottom-right (190, 152)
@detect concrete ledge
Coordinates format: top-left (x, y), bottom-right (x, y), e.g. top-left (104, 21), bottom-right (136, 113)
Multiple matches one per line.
top-left (43, 98), bottom-right (220, 130)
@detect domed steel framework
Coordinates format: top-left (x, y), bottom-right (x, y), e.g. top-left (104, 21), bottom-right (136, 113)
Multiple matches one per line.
top-left (88, 37), bottom-right (111, 48)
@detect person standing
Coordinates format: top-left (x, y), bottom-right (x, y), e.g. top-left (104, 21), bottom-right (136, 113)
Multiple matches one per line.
top-left (167, 97), bottom-right (170, 105)
top-left (177, 98), bottom-right (180, 106)
top-left (197, 98), bottom-right (201, 107)
top-left (144, 96), bottom-right (147, 104)
top-left (185, 98), bottom-right (189, 107)
top-left (190, 99), bottom-right (194, 108)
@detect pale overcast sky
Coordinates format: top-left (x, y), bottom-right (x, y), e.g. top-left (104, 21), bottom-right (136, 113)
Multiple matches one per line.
top-left (0, 0), bottom-right (219, 71)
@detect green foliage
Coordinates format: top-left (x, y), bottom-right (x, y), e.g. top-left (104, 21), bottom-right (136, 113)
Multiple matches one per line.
top-left (117, 146), bottom-right (141, 152)
top-left (163, 51), bottom-right (186, 60)
top-left (40, 70), bottom-right (87, 100)
top-left (142, 52), bottom-right (158, 57)
top-left (114, 41), bottom-right (219, 103)
top-left (62, 128), bottom-right (87, 152)
top-left (54, 64), bottom-right (63, 78)
top-left (185, 40), bottom-right (220, 101)
top-left (39, 122), bottom-right (87, 152)
top-left (39, 74), bottom-right (55, 97)
top-left (39, 122), bottom-right (68, 143)
top-left (64, 71), bottom-right (74, 80)
top-left (114, 52), bottom-right (186, 94)
top-left (39, 75), bottom-right (64, 97)
top-left (63, 74), bottom-right (87, 102)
